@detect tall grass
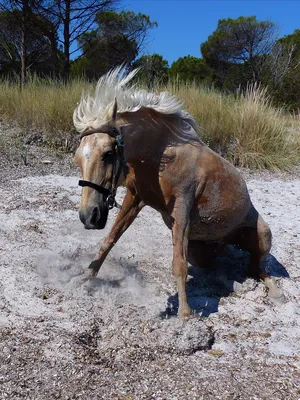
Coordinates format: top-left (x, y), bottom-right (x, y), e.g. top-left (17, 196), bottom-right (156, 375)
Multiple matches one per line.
top-left (165, 81), bottom-right (300, 170)
top-left (0, 75), bottom-right (90, 147)
top-left (0, 76), bottom-right (299, 170)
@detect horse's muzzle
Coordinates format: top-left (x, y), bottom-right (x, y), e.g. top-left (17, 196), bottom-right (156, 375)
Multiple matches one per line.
top-left (79, 204), bottom-right (108, 230)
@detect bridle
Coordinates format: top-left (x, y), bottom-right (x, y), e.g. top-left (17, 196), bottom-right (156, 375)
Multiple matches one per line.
top-left (78, 127), bottom-right (128, 210)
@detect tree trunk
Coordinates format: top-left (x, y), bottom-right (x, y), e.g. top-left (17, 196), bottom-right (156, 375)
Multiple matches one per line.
top-left (63, 0), bottom-right (71, 81)
top-left (51, 37), bottom-right (59, 78)
top-left (27, 11), bottom-right (60, 78)
top-left (21, 0), bottom-right (29, 87)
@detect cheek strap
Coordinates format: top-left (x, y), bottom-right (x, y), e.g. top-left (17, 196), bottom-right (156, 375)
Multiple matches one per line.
top-left (78, 180), bottom-right (111, 196)
top-left (78, 130), bottom-right (128, 211)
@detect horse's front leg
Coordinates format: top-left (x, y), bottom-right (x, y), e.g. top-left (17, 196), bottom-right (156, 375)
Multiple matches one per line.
top-left (171, 199), bottom-right (192, 320)
top-left (85, 190), bottom-right (144, 278)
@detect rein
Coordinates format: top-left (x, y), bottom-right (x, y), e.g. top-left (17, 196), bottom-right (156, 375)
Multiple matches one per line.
top-left (78, 128), bottom-right (128, 210)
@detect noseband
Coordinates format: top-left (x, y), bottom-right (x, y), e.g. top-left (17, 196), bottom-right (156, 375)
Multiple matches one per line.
top-left (78, 128), bottom-right (128, 210)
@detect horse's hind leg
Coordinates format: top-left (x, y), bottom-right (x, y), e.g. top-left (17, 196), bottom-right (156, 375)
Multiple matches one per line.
top-left (246, 215), bottom-right (271, 280)
top-left (237, 215), bottom-right (283, 299)
top-left (170, 198), bottom-right (196, 320)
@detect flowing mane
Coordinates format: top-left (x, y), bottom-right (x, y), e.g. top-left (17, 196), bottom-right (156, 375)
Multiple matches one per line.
top-left (73, 65), bottom-right (198, 134)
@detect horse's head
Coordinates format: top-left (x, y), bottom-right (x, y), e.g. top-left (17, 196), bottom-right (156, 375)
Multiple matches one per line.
top-left (74, 100), bottom-right (124, 229)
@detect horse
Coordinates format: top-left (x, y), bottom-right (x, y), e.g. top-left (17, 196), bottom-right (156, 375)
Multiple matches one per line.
top-left (73, 66), bottom-right (283, 319)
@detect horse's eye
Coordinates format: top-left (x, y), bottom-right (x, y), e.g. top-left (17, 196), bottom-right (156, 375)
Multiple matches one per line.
top-left (102, 151), bottom-right (113, 162)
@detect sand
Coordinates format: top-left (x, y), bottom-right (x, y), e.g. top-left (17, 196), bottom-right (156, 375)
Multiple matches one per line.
top-left (0, 138), bottom-right (299, 399)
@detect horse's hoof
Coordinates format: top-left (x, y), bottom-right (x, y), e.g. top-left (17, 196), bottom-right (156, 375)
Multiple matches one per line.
top-left (178, 306), bottom-right (192, 321)
top-left (268, 287), bottom-right (286, 304)
top-left (269, 293), bottom-right (286, 305)
top-left (268, 285), bottom-right (283, 298)
top-left (264, 277), bottom-right (286, 304)
top-left (82, 267), bottom-right (97, 281)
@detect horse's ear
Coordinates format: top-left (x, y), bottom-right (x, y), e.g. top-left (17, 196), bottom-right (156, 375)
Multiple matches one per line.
top-left (112, 98), bottom-right (118, 122)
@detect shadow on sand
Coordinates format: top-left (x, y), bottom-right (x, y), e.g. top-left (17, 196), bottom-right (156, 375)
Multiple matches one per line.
top-left (162, 245), bottom-right (289, 318)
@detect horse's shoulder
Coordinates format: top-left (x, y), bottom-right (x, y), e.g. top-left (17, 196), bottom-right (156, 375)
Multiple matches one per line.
top-left (125, 167), bottom-right (138, 195)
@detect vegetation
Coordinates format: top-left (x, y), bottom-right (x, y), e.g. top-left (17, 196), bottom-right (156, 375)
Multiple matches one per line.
top-left (0, 7), bottom-right (299, 170)
top-left (0, 1), bottom-right (157, 82)
top-left (0, 0), bottom-right (121, 82)
top-left (169, 56), bottom-right (212, 84)
top-left (72, 11), bottom-right (157, 80)
top-left (199, 16), bottom-right (300, 105)
top-left (0, 76), bottom-right (85, 146)
top-left (201, 16), bottom-right (278, 87)
top-left (133, 54), bottom-right (169, 86)
top-left (0, 76), bottom-right (298, 170)
top-left (167, 81), bottom-right (300, 169)
top-left (0, 7), bottom-right (299, 108)
top-left (269, 29), bottom-right (300, 109)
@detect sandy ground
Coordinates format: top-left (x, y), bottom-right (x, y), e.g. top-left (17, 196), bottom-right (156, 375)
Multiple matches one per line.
top-left (0, 128), bottom-right (299, 399)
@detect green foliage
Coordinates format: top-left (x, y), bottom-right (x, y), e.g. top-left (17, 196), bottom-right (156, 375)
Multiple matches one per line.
top-left (169, 56), bottom-right (212, 84)
top-left (201, 16), bottom-right (276, 63)
top-left (273, 71), bottom-right (300, 111)
top-left (73, 10), bottom-right (157, 79)
top-left (278, 29), bottom-right (300, 55)
top-left (270, 29), bottom-right (300, 109)
top-left (0, 4), bottom-right (299, 112)
top-left (201, 16), bottom-right (277, 88)
top-left (96, 10), bottom-right (157, 45)
top-left (133, 54), bottom-right (169, 87)
top-left (0, 9), bottom-right (58, 77)
top-left (74, 32), bottom-right (137, 79)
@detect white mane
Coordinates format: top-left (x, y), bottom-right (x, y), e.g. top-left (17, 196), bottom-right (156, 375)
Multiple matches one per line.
top-left (73, 65), bottom-right (198, 134)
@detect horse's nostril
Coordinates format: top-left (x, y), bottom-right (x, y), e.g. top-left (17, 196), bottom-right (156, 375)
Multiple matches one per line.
top-left (90, 206), bottom-right (100, 225)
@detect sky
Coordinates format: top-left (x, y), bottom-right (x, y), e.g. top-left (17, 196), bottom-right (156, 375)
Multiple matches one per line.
top-left (120, 0), bottom-right (300, 65)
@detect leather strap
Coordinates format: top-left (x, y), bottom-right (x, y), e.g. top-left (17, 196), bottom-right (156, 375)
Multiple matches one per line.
top-left (78, 180), bottom-right (110, 196)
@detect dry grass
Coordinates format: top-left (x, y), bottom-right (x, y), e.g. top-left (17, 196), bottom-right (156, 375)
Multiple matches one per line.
top-left (0, 76), bottom-right (299, 170)
top-left (165, 81), bottom-right (300, 170)
top-left (0, 76), bottom-right (90, 146)
top-left (207, 348), bottom-right (225, 357)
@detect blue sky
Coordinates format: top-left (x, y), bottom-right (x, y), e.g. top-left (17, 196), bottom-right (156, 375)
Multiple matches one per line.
top-left (120, 0), bottom-right (300, 66)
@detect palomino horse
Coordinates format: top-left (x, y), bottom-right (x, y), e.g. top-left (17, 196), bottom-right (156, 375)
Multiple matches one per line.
top-left (73, 66), bottom-right (282, 319)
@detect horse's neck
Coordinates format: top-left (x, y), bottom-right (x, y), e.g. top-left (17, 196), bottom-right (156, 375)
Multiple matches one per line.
top-left (121, 112), bottom-right (170, 163)
top-left (120, 110), bottom-right (199, 164)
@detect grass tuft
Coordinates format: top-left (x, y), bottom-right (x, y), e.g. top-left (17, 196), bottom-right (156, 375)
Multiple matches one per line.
top-left (0, 76), bottom-right (90, 147)
top-left (165, 81), bottom-right (300, 170)
top-left (0, 76), bottom-right (299, 170)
